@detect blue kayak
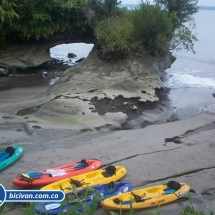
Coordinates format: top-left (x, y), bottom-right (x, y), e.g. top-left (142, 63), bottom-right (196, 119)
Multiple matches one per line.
top-left (34, 181), bottom-right (132, 214)
top-left (0, 146), bottom-right (24, 171)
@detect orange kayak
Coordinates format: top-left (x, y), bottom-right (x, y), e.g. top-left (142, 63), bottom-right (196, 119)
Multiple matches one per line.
top-left (12, 159), bottom-right (102, 188)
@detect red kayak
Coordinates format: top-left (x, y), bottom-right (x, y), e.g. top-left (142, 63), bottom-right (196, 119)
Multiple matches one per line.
top-left (12, 159), bottom-right (102, 188)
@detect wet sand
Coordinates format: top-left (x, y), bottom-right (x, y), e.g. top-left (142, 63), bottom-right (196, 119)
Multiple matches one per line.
top-left (0, 74), bottom-right (56, 99)
top-left (166, 87), bottom-right (215, 120)
top-left (0, 61), bottom-right (69, 100)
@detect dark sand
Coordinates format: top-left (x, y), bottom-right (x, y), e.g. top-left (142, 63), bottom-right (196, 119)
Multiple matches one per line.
top-left (0, 74), bottom-right (56, 99)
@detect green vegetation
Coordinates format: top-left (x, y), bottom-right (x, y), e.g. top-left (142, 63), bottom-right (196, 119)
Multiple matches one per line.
top-left (0, 0), bottom-right (19, 44)
top-left (95, 13), bottom-right (134, 57)
top-left (154, 0), bottom-right (198, 53)
top-left (0, 202), bottom-right (5, 214)
top-left (95, 2), bottom-right (173, 57)
top-left (0, 0), bottom-right (90, 43)
top-left (179, 195), bottom-right (214, 215)
top-left (21, 185), bottom-right (102, 215)
top-left (131, 3), bottom-right (173, 55)
top-left (154, 0), bottom-right (198, 23)
top-left (0, 191), bottom-right (214, 215)
top-left (0, 0), bottom-right (199, 56)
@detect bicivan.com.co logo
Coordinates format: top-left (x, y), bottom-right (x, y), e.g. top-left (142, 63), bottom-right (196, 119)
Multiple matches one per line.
top-left (0, 183), bottom-right (65, 206)
top-left (0, 184), bottom-right (6, 206)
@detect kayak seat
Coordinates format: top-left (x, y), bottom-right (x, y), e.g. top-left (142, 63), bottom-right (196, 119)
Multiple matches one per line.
top-left (113, 198), bottom-right (121, 204)
top-left (163, 187), bottom-right (175, 192)
top-left (102, 181), bottom-right (116, 195)
top-left (74, 159), bottom-right (88, 170)
top-left (102, 165), bottom-right (116, 177)
top-left (166, 181), bottom-right (181, 191)
top-left (0, 152), bottom-right (9, 161)
top-left (104, 181), bottom-right (116, 190)
top-left (6, 146), bottom-right (15, 156)
top-left (0, 146), bottom-right (15, 161)
top-left (102, 187), bottom-right (115, 195)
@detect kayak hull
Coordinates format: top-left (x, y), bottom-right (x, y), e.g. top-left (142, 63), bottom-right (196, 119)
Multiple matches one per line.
top-left (34, 181), bottom-right (132, 214)
top-left (0, 146), bottom-right (24, 171)
top-left (13, 159), bottom-right (102, 188)
top-left (101, 182), bottom-right (190, 210)
top-left (41, 166), bottom-right (127, 194)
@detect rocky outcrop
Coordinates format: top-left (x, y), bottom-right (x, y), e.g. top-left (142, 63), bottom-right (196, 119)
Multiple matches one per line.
top-left (0, 67), bottom-right (9, 77)
top-left (0, 38), bottom-right (93, 73)
top-left (67, 53), bottom-right (77, 58)
top-left (0, 42), bottom-right (175, 130)
top-left (0, 43), bottom-right (52, 72)
top-left (30, 47), bottom-right (175, 130)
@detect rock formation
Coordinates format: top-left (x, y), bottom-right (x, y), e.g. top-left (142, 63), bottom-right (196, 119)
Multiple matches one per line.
top-left (0, 42), bottom-right (176, 130)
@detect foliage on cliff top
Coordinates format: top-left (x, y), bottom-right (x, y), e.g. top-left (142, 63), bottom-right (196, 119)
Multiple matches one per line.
top-left (95, 12), bottom-right (134, 58)
top-left (95, 4), bottom-right (173, 57)
top-left (0, 0), bottom-right (91, 44)
top-left (154, 0), bottom-right (198, 53)
top-left (0, 0), bottom-right (198, 56)
top-left (94, 0), bottom-right (198, 56)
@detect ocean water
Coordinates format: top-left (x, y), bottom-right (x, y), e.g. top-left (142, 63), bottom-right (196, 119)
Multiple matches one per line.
top-left (163, 10), bottom-right (215, 89)
top-left (161, 10), bottom-right (215, 119)
top-left (50, 43), bottom-right (94, 65)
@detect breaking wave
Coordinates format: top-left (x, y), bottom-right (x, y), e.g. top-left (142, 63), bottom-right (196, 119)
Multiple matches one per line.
top-left (163, 70), bottom-right (215, 89)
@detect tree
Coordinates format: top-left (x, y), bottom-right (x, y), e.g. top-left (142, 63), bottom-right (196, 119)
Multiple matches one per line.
top-left (154, 0), bottom-right (198, 23)
top-left (132, 2), bottom-right (173, 55)
top-left (3, 0), bottom-right (90, 42)
top-left (154, 0), bottom-right (199, 53)
top-left (95, 1), bottom-right (174, 57)
top-left (0, 0), bottom-right (19, 44)
top-left (0, 0), bottom-right (122, 45)
top-left (0, 0), bottom-right (18, 23)
top-left (86, 0), bottom-right (122, 26)
top-left (104, 0), bottom-right (122, 15)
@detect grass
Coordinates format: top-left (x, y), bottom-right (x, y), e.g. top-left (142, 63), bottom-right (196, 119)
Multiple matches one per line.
top-left (0, 189), bottom-right (214, 215)
top-left (179, 195), bottom-right (214, 215)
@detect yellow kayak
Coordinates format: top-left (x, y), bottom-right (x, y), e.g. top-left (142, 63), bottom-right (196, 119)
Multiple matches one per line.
top-left (101, 181), bottom-right (190, 210)
top-left (41, 165), bottom-right (127, 194)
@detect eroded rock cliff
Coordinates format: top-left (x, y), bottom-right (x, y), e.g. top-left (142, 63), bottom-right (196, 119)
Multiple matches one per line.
top-left (0, 43), bottom-right (175, 130)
